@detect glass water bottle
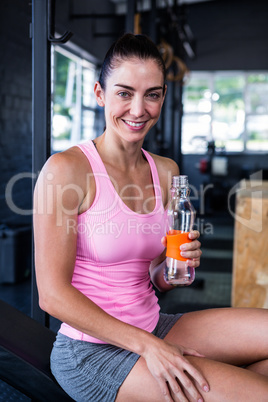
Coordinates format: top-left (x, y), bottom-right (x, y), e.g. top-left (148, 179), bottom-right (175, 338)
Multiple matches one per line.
top-left (164, 175), bottom-right (196, 286)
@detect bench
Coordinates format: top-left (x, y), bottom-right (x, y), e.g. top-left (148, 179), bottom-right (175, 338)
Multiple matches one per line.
top-left (0, 299), bottom-right (73, 401)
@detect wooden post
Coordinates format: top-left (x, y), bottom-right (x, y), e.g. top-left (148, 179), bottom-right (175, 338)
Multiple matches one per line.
top-left (232, 180), bottom-right (268, 308)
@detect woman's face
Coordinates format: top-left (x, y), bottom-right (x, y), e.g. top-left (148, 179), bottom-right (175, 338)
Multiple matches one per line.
top-left (95, 57), bottom-right (166, 144)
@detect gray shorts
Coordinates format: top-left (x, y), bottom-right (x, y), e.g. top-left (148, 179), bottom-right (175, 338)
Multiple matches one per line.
top-left (50, 313), bottom-right (183, 402)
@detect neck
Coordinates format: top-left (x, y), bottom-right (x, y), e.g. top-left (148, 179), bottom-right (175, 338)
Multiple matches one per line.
top-left (93, 132), bottom-right (145, 170)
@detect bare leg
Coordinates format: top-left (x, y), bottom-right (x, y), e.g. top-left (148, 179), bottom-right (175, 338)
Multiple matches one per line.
top-left (166, 308), bottom-right (268, 372)
top-left (247, 360), bottom-right (268, 376)
top-left (116, 307), bottom-right (268, 401)
top-left (184, 355), bottom-right (268, 402)
top-left (116, 354), bottom-right (268, 401)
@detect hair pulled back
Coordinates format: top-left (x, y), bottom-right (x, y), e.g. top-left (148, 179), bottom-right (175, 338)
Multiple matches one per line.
top-left (98, 33), bottom-right (166, 91)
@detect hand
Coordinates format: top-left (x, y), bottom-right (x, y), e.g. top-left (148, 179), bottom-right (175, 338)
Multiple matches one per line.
top-left (161, 230), bottom-right (202, 269)
top-left (142, 336), bottom-right (209, 401)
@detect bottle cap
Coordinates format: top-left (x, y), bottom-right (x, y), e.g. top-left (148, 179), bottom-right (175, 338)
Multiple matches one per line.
top-left (172, 175), bottom-right (188, 188)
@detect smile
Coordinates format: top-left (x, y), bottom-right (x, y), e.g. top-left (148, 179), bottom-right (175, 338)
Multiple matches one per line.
top-left (123, 120), bottom-right (146, 128)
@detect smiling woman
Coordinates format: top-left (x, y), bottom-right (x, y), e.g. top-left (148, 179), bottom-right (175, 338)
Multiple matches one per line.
top-left (33, 33), bottom-right (268, 402)
top-left (94, 57), bottom-right (166, 144)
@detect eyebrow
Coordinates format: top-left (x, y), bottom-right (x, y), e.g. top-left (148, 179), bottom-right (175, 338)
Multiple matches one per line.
top-left (114, 84), bottom-right (163, 92)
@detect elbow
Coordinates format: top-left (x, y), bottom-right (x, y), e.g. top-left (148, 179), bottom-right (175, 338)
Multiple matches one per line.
top-left (151, 273), bottom-right (174, 293)
top-left (153, 281), bottom-right (170, 293)
top-left (37, 288), bottom-right (59, 317)
top-left (151, 275), bottom-right (166, 293)
top-left (38, 293), bottom-right (53, 315)
top-left (37, 281), bottom-right (73, 318)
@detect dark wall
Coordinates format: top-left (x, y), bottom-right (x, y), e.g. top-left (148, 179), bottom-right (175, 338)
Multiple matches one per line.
top-left (0, 1), bottom-right (32, 224)
top-left (55, 0), bottom-right (123, 62)
top-left (0, 0), bottom-right (119, 225)
top-left (186, 0), bottom-right (268, 70)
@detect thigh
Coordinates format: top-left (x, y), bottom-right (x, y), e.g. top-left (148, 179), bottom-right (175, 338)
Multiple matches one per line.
top-left (185, 355), bottom-right (268, 402)
top-left (116, 308), bottom-right (268, 401)
top-left (116, 356), bottom-right (166, 402)
top-left (165, 307), bottom-right (268, 366)
top-left (116, 350), bottom-right (268, 402)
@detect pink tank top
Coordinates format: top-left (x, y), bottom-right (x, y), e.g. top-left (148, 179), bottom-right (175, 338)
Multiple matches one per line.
top-left (59, 140), bottom-right (166, 343)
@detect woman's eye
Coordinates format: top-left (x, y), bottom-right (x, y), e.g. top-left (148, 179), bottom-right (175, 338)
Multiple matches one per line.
top-left (147, 92), bottom-right (161, 99)
top-left (118, 91), bottom-right (130, 98)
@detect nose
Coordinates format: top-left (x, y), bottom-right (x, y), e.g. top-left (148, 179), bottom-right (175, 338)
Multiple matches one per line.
top-left (129, 95), bottom-right (145, 118)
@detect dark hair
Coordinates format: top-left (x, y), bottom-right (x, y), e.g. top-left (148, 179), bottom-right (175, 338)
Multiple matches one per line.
top-left (98, 33), bottom-right (166, 91)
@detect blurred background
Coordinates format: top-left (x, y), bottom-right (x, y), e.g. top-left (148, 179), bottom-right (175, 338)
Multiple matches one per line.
top-left (0, 0), bottom-right (268, 399)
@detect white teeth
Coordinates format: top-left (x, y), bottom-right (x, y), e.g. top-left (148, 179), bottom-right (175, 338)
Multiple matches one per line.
top-left (125, 120), bottom-right (144, 127)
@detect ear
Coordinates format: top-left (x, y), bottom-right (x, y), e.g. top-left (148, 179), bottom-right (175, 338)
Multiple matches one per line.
top-left (94, 82), bottom-right (105, 107)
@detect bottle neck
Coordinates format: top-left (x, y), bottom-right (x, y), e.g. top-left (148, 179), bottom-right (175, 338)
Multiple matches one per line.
top-left (171, 175), bottom-right (190, 199)
top-left (172, 175), bottom-right (188, 188)
top-left (171, 186), bottom-right (189, 198)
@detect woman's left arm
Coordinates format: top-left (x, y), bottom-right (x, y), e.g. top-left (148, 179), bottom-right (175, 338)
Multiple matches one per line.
top-left (149, 230), bottom-right (202, 292)
top-left (150, 155), bottom-right (202, 291)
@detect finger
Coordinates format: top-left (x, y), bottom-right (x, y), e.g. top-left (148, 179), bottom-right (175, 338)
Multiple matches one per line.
top-left (182, 347), bottom-right (205, 358)
top-left (186, 259), bottom-right (200, 268)
top-left (173, 370), bottom-right (204, 402)
top-left (183, 361), bottom-right (210, 395)
top-left (157, 378), bottom-right (173, 402)
top-left (180, 248), bottom-right (202, 260)
top-left (161, 236), bottom-right (167, 247)
top-left (181, 239), bottom-right (201, 252)
top-left (165, 375), bottom-right (188, 402)
top-left (188, 230), bottom-right (200, 240)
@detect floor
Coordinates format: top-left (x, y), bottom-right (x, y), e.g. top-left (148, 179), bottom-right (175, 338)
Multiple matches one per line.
top-left (0, 213), bottom-right (234, 401)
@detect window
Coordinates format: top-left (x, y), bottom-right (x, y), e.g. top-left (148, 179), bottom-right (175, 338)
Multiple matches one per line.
top-left (51, 45), bottom-right (102, 152)
top-left (182, 72), bottom-right (268, 154)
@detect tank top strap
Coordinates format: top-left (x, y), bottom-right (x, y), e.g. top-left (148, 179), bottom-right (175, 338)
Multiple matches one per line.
top-left (76, 140), bottom-right (120, 220)
top-left (76, 140), bottom-right (107, 174)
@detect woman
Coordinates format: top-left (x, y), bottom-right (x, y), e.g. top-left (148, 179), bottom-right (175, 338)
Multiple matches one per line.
top-left (33, 33), bottom-right (268, 401)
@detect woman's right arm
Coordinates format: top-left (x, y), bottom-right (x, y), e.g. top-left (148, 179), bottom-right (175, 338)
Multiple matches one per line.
top-left (33, 150), bottom-right (208, 402)
top-left (33, 149), bottom-right (160, 347)
top-left (33, 148), bottom-right (146, 344)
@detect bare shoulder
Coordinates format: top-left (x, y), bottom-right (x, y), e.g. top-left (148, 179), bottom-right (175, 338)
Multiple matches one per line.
top-left (34, 146), bottom-right (94, 211)
top-left (37, 146), bottom-right (91, 189)
top-left (146, 152), bottom-right (180, 205)
top-left (150, 153), bottom-right (179, 175)
top-left (147, 152), bottom-right (179, 184)
top-left (44, 146), bottom-right (89, 178)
